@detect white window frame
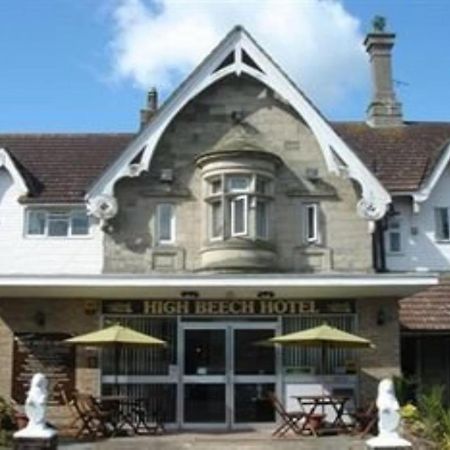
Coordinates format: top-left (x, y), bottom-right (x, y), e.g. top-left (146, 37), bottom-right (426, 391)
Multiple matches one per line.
top-left (231, 195), bottom-right (248, 237)
top-left (304, 203), bottom-right (319, 243)
top-left (25, 208), bottom-right (91, 238)
top-left (434, 207), bottom-right (450, 242)
top-left (156, 203), bottom-right (176, 245)
top-left (386, 218), bottom-right (402, 254)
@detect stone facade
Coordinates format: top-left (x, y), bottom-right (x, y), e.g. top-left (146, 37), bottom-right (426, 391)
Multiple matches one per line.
top-left (104, 75), bottom-right (373, 275)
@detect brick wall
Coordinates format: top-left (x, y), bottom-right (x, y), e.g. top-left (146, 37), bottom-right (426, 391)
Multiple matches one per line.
top-left (0, 298), bottom-right (100, 425)
top-left (357, 298), bottom-right (400, 404)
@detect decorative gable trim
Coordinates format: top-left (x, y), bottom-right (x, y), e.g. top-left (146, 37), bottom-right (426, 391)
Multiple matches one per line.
top-left (0, 147), bottom-right (28, 196)
top-left (409, 140), bottom-right (450, 204)
top-left (87, 26), bottom-right (390, 222)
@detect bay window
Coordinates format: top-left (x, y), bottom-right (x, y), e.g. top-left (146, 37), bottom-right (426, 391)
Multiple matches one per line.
top-left (206, 173), bottom-right (272, 241)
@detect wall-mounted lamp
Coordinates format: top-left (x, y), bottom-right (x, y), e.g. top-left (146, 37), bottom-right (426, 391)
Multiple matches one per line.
top-left (34, 311), bottom-right (46, 328)
top-left (84, 300), bottom-right (98, 316)
top-left (181, 291), bottom-right (199, 299)
top-left (257, 291), bottom-right (275, 299)
top-left (376, 307), bottom-right (386, 326)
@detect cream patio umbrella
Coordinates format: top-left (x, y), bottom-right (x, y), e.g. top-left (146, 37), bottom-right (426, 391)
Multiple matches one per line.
top-left (65, 324), bottom-right (166, 392)
top-left (269, 323), bottom-right (374, 374)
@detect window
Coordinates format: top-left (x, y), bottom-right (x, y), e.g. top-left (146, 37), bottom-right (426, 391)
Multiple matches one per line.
top-left (205, 173), bottom-right (272, 241)
top-left (156, 203), bottom-right (175, 244)
top-left (26, 209), bottom-right (90, 237)
top-left (304, 203), bottom-right (319, 243)
top-left (435, 207), bottom-right (450, 241)
top-left (256, 200), bottom-right (268, 239)
top-left (387, 219), bottom-right (402, 253)
top-left (210, 200), bottom-right (223, 239)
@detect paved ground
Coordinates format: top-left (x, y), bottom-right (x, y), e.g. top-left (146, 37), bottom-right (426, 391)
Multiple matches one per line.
top-left (59, 430), bottom-right (369, 450)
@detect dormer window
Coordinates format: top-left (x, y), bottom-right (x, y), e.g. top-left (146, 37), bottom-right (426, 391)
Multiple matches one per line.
top-left (26, 208), bottom-right (90, 237)
top-left (205, 173), bottom-right (272, 241)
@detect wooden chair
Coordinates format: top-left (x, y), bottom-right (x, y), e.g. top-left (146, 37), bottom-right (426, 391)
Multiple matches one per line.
top-left (71, 392), bottom-right (114, 439)
top-left (351, 402), bottom-right (377, 437)
top-left (71, 392), bottom-right (98, 439)
top-left (266, 391), bottom-right (310, 437)
top-left (84, 395), bottom-right (116, 437)
top-left (58, 389), bottom-right (82, 436)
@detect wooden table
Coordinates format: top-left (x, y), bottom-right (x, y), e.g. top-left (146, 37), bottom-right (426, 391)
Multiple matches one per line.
top-left (99, 396), bottom-right (164, 435)
top-left (291, 395), bottom-right (352, 434)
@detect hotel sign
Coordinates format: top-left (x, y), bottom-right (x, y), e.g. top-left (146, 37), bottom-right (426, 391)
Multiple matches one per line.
top-left (144, 299), bottom-right (316, 315)
top-left (103, 299), bottom-right (354, 315)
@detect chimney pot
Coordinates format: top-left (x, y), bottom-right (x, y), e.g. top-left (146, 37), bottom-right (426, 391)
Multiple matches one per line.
top-left (364, 17), bottom-right (403, 127)
top-left (147, 87), bottom-right (158, 112)
top-left (139, 87), bottom-right (159, 129)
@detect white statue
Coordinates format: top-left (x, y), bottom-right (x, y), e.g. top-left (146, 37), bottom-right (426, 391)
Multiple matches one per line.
top-left (14, 373), bottom-right (56, 439)
top-left (366, 378), bottom-right (411, 448)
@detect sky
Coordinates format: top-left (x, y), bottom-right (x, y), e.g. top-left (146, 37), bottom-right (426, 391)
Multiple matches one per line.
top-left (0, 0), bottom-right (449, 132)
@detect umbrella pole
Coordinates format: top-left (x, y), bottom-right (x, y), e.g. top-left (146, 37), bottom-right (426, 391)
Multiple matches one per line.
top-left (321, 342), bottom-right (327, 375)
top-left (114, 344), bottom-right (120, 395)
top-left (321, 343), bottom-right (326, 415)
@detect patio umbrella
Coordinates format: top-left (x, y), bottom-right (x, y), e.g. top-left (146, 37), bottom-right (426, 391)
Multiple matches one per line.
top-left (268, 323), bottom-right (374, 374)
top-left (65, 324), bottom-right (166, 392)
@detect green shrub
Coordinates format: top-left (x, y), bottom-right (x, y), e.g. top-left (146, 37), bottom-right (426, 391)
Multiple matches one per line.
top-left (417, 385), bottom-right (446, 441)
top-left (393, 375), bottom-right (416, 406)
top-left (0, 396), bottom-right (15, 447)
top-left (409, 385), bottom-right (450, 449)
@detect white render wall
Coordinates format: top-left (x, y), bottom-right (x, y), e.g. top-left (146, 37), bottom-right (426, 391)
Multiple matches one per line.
top-left (0, 169), bottom-right (103, 274)
top-left (386, 167), bottom-right (450, 272)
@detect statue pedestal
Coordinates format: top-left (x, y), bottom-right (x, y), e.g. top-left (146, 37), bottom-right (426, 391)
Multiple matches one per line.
top-left (13, 435), bottom-right (58, 450)
top-left (366, 434), bottom-right (412, 449)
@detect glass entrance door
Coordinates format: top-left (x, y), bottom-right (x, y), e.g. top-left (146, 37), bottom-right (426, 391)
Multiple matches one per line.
top-left (182, 326), bottom-right (227, 426)
top-left (232, 327), bottom-right (276, 426)
top-left (181, 322), bottom-right (278, 429)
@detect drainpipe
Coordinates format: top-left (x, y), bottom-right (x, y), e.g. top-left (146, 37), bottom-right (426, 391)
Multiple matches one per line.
top-left (373, 219), bottom-right (386, 272)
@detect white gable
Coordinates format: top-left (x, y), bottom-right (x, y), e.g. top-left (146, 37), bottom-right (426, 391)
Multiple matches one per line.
top-left (87, 26), bottom-right (390, 222)
top-left (408, 141), bottom-right (450, 204)
top-left (0, 148), bottom-right (28, 197)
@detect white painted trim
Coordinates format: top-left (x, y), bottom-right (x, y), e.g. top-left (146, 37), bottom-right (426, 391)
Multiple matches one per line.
top-left (86, 26), bottom-right (390, 221)
top-left (410, 141), bottom-right (450, 203)
top-left (230, 195), bottom-right (248, 236)
top-left (304, 203), bottom-right (319, 243)
top-left (24, 207), bottom-right (92, 239)
top-left (0, 273), bottom-right (436, 299)
top-left (0, 273), bottom-right (437, 288)
top-left (0, 148), bottom-right (28, 196)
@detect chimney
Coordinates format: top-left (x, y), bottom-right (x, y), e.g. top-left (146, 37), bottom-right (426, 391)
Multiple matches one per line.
top-left (140, 87), bottom-right (158, 129)
top-left (364, 16), bottom-right (403, 127)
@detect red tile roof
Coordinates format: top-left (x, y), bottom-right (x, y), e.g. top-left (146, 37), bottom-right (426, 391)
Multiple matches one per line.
top-left (400, 278), bottom-right (450, 330)
top-left (333, 122), bottom-right (450, 192)
top-left (0, 134), bottom-right (134, 203)
top-left (1, 121), bottom-right (450, 203)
